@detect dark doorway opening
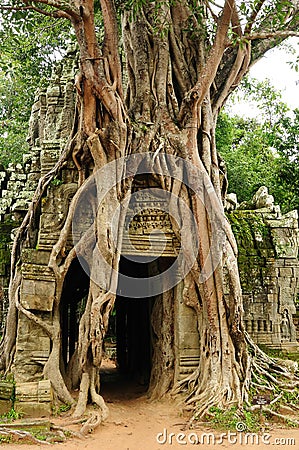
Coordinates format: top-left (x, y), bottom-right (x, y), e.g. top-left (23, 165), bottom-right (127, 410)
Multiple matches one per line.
top-left (60, 257), bottom-right (90, 372)
top-left (101, 256), bottom-right (155, 397)
top-left (101, 255), bottom-right (174, 399)
top-left (116, 256), bottom-right (155, 385)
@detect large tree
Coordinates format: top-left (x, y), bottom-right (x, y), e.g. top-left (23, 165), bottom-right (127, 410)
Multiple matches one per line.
top-left (0, 0), bottom-right (299, 422)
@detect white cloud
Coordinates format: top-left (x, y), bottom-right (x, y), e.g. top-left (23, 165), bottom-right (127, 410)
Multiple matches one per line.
top-left (229, 37), bottom-right (299, 117)
top-left (251, 38), bottom-right (299, 109)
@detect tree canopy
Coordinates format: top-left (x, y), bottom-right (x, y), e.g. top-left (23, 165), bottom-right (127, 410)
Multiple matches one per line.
top-left (217, 77), bottom-right (299, 212)
top-left (0, 9), bottom-right (72, 166)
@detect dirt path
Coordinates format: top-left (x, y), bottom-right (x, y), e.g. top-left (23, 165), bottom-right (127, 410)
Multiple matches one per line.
top-left (2, 368), bottom-right (299, 449)
top-left (2, 397), bottom-right (299, 450)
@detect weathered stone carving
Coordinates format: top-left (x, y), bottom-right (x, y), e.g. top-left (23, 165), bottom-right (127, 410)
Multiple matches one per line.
top-left (14, 380), bottom-right (53, 417)
top-left (0, 51), bottom-right (78, 413)
top-left (253, 186), bottom-right (275, 210)
top-left (122, 189), bottom-right (180, 257)
top-left (227, 188), bottom-right (299, 351)
top-left (224, 192), bottom-right (238, 212)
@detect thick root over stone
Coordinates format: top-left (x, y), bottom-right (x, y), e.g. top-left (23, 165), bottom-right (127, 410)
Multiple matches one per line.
top-left (174, 334), bottom-right (299, 427)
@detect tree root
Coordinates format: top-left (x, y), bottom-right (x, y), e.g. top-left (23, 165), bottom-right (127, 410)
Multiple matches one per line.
top-left (73, 372), bottom-right (90, 418)
top-left (248, 406), bottom-right (299, 426)
top-left (264, 408), bottom-right (299, 426)
top-left (51, 424), bottom-right (86, 440)
top-left (80, 412), bottom-right (102, 436)
top-left (72, 367), bottom-right (109, 422)
top-left (53, 412), bottom-right (103, 437)
top-left (0, 427), bottom-right (51, 445)
top-left (90, 369), bottom-right (109, 421)
top-left (174, 330), bottom-right (299, 428)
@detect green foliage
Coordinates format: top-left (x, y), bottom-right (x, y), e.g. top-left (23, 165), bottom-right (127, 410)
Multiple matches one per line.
top-left (241, 409), bottom-right (261, 432)
top-left (258, 345), bottom-right (299, 363)
top-left (271, 108), bottom-right (299, 212)
top-left (217, 112), bottom-right (279, 204)
top-left (32, 432), bottom-right (48, 441)
top-left (0, 8), bottom-right (73, 167)
top-left (238, 77), bottom-right (289, 127)
top-left (282, 390), bottom-right (299, 405)
top-left (121, 0), bottom-right (148, 18)
top-left (51, 177), bottom-right (63, 187)
top-left (5, 408), bottom-right (22, 421)
top-left (208, 406), bottom-right (260, 432)
top-left (217, 78), bottom-right (299, 213)
top-left (52, 403), bottom-right (71, 416)
top-left (0, 407), bottom-right (22, 422)
top-left (0, 434), bottom-right (12, 443)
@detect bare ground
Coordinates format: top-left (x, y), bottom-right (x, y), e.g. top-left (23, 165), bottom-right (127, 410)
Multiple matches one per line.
top-left (2, 362), bottom-right (299, 449)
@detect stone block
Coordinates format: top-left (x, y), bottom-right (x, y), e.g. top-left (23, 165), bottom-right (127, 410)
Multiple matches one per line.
top-left (278, 295), bottom-right (296, 314)
top-left (261, 266), bottom-right (279, 277)
top-left (21, 278), bottom-right (55, 311)
top-left (19, 190), bottom-right (35, 200)
top-left (40, 143), bottom-right (60, 174)
top-left (21, 250), bottom-right (50, 266)
top-left (0, 381), bottom-right (14, 401)
top-left (272, 258), bottom-right (286, 267)
top-left (279, 267), bottom-right (293, 277)
top-left (278, 278), bottom-right (291, 289)
top-left (180, 332), bottom-right (200, 350)
top-left (285, 258), bottom-right (299, 266)
top-left (0, 399), bottom-right (12, 415)
top-left (14, 401), bottom-right (52, 418)
top-left (267, 293), bottom-right (278, 303)
top-left (14, 380), bottom-right (53, 416)
top-left (250, 303), bottom-right (264, 315)
top-left (17, 174), bottom-right (27, 181)
top-left (1, 419), bottom-right (51, 432)
top-left (271, 228), bottom-right (298, 258)
top-left (27, 172), bottom-right (40, 182)
top-left (11, 199), bottom-right (30, 212)
top-left (264, 302), bottom-right (278, 317)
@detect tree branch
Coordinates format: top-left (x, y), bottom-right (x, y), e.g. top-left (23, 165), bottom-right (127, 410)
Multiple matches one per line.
top-left (15, 287), bottom-right (54, 337)
top-left (0, 0), bottom-right (80, 20)
top-left (27, 0), bottom-right (78, 15)
top-left (100, 0), bottom-right (123, 98)
top-left (0, 4), bottom-right (70, 19)
top-left (204, 0), bottom-right (218, 23)
top-left (179, 0), bottom-right (235, 122)
top-left (245, 30), bottom-right (299, 40)
top-left (244, 0), bottom-right (266, 34)
top-left (231, 1), bottom-right (242, 37)
top-left (213, 43), bottom-right (251, 113)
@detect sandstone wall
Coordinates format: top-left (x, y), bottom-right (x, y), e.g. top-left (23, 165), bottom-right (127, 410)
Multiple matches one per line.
top-left (227, 207), bottom-right (299, 351)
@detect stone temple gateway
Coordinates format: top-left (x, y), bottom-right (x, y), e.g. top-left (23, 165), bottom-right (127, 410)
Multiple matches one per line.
top-left (0, 52), bottom-right (298, 415)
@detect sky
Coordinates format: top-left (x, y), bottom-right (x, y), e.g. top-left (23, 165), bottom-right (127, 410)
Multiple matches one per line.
top-left (229, 37), bottom-right (299, 117)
